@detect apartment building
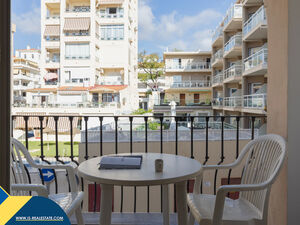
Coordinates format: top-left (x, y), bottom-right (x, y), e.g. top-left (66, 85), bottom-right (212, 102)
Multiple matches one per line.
top-left (211, 0), bottom-right (267, 127)
top-left (153, 51), bottom-right (212, 120)
top-left (13, 47), bottom-right (41, 106)
top-left (24, 0), bottom-right (138, 113)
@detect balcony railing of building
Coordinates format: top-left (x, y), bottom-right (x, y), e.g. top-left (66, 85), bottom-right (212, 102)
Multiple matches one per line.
top-left (212, 49), bottom-right (223, 64)
top-left (45, 80), bottom-right (58, 85)
top-left (223, 4), bottom-right (242, 28)
top-left (243, 6), bottom-right (267, 36)
top-left (244, 47), bottom-right (268, 72)
top-left (212, 24), bottom-right (223, 43)
top-left (65, 56), bottom-right (90, 60)
top-left (243, 94), bottom-right (267, 109)
top-left (66, 6), bottom-right (91, 13)
top-left (46, 15), bottom-right (60, 19)
top-left (166, 62), bottom-right (211, 71)
top-left (224, 33), bottom-right (242, 54)
top-left (212, 98), bottom-right (223, 107)
top-left (65, 31), bottom-right (90, 36)
top-left (98, 12), bottom-right (124, 18)
top-left (224, 96), bottom-right (242, 107)
top-left (11, 115), bottom-right (266, 214)
top-left (170, 80), bottom-right (211, 88)
top-left (224, 64), bottom-right (242, 80)
top-left (11, 115), bottom-right (267, 216)
top-left (154, 99), bottom-right (211, 107)
top-left (212, 72), bottom-right (224, 85)
top-left (45, 36), bottom-right (60, 41)
top-left (46, 58), bottom-right (60, 63)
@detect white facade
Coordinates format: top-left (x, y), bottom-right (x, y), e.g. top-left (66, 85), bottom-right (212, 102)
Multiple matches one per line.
top-left (36, 0), bottom-right (139, 113)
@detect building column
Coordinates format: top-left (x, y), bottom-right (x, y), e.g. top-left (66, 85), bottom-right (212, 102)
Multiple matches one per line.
top-left (265, 0), bottom-right (289, 225)
top-left (0, 0), bottom-right (11, 192)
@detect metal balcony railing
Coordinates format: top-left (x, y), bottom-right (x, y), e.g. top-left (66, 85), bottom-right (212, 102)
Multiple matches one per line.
top-left (170, 80), bottom-right (211, 88)
top-left (46, 15), bottom-right (60, 19)
top-left (212, 98), bottom-right (223, 107)
top-left (212, 72), bottom-right (224, 85)
top-left (65, 32), bottom-right (90, 36)
top-left (224, 96), bottom-right (242, 107)
top-left (223, 4), bottom-right (242, 28)
top-left (224, 33), bottom-right (242, 54)
top-left (243, 94), bottom-right (267, 109)
top-left (243, 6), bottom-right (267, 36)
top-left (212, 49), bottom-right (223, 64)
top-left (244, 47), bottom-right (268, 71)
top-left (11, 115), bottom-right (265, 214)
top-left (46, 58), bottom-right (60, 63)
top-left (224, 64), bottom-right (242, 80)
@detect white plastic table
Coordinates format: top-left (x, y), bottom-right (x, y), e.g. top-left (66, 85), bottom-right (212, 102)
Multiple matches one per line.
top-left (78, 153), bottom-right (202, 225)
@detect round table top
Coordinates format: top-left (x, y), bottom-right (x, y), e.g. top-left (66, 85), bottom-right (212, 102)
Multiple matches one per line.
top-left (78, 153), bottom-right (202, 186)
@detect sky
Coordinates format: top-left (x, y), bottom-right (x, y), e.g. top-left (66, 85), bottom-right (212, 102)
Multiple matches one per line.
top-left (12, 0), bottom-right (235, 54)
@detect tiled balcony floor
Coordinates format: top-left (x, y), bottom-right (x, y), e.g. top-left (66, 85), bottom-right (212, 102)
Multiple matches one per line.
top-left (70, 213), bottom-right (187, 225)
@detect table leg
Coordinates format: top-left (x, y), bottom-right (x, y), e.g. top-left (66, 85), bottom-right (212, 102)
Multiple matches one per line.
top-left (100, 184), bottom-right (113, 225)
top-left (176, 181), bottom-right (188, 225)
top-left (162, 184), bottom-right (169, 225)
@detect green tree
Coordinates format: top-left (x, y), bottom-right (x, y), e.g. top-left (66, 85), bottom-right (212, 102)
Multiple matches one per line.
top-left (138, 51), bottom-right (165, 93)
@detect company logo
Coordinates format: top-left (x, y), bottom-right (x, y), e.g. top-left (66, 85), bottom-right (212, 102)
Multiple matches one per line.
top-left (0, 187), bottom-right (70, 224)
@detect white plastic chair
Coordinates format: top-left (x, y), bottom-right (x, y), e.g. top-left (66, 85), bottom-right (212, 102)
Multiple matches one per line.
top-left (10, 138), bottom-right (85, 225)
top-left (187, 134), bottom-right (287, 225)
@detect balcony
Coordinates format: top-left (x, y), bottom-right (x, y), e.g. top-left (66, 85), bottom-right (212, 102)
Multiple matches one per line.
top-left (45, 58), bottom-right (60, 69)
top-left (11, 114), bottom-right (267, 224)
top-left (242, 0), bottom-right (264, 7)
top-left (212, 24), bottom-right (223, 47)
top-left (165, 62), bottom-right (211, 72)
top-left (224, 33), bottom-right (242, 58)
top-left (211, 49), bottom-right (223, 68)
top-left (223, 64), bottom-right (242, 83)
top-left (243, 93), bottom-right (267, 113)
top-left (65, 31), bottom-right (90, 37)
top-left (224, 96), bottom-right (242, 109)
top-left (66, 6), bottom-right (91, 13)
top-left (223, 4), bottom-right (242, 31)
top-left (45, 15), bottom-right (60, 24)
top-left (212, 73), bottom-right (223, 87)
top-left (243, 6), bottom-right (267, 41)
top-left (169, 80), bottom-right (211, 90)
top-left (212, 97), bottom-right (223, 108)
top-left (243, 47), bottom-right (268, 76)
top-left (45, 39), bottom-right (60, 49)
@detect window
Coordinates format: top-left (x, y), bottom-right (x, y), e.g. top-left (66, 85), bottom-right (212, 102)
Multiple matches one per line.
top-left (173, 75), bottom-right (182, 83)
top-left (102, 93), bottom-right (120, 103)
top-left (99, 8), bottom-right (124, 18)
top-left (248, 83), bottom-right (263, 94)
top-left (101, 25), bottom-right (124, 40)
top-left (65, 43), bottom-right (90, 59)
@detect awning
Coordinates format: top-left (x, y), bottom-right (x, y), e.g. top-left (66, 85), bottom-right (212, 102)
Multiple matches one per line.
top-left (44, 117), bottom-right (79, 134)
top-left (44, 25), bottom-right (60, 36)
top-left (98, 0), bottom-right (124, 5)
top-left (14, 113), bottom-right (47, 130)
top-left (64, 18), bottom-right (90, 31)
top-left (44, 73), bottom-right (58, 81)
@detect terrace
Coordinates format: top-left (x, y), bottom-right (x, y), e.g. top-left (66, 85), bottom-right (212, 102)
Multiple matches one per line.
top-left (243, 46), bottom-right (268, 76)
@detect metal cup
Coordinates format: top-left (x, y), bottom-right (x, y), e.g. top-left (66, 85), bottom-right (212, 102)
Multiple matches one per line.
top-left (155, 159), bottom-right (163, 172)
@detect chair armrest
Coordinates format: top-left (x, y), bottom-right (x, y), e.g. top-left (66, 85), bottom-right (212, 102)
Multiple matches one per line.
top-left (211, 182), bottom-right (270, 225)
top-left (11, 184), bottom-right (49, 197)
top-left (31, 164), bottom-right (79, 193)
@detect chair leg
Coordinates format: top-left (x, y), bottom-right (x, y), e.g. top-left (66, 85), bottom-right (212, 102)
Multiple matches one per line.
top-left (188, 212), bottom-right (195, 225)
top-left (75, 207), bottom-right (84, 225)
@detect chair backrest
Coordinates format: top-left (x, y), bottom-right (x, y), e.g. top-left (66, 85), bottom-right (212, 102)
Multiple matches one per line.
top-left (239, 134), bottom-right (286, 221)
top-left (10, 138), bottom-right (39, 195)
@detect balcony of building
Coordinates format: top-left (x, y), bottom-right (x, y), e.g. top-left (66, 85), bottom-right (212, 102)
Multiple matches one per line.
top-left (242, 93), bottom-right (267, 114)
top-left (96, 7), bottom-right (124, 24)
top-left (223, 4), bottom-right (242, 31)
top-left (212, 72), bottom-right (223, 87)
top-left (223, 96), bottom-right (242, 111)
top-left (65, 0), bottom-right (91, 13)
top-left (165, 62), bottom-right (211, 73)
top-left (169, 80), bottom-right (211, 90)
top-left (242, 0), bottom-right (264, 7)
top-left (212, 24), bottom-right (223, 47)
top-left (223, 63), bottom-right (242, 83)
top-left (243, 46), bottom-right (268, 76)
top-left (243, 6), bottom-right (267, 41)
top-left (211, 49), bottom-right (223, 68)
top-left (45, 36), bottom-right (60, 49)
top-left (223, 33), bottom-right (242, 58)
top-left (212, 97), bottom-right (223, 109)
